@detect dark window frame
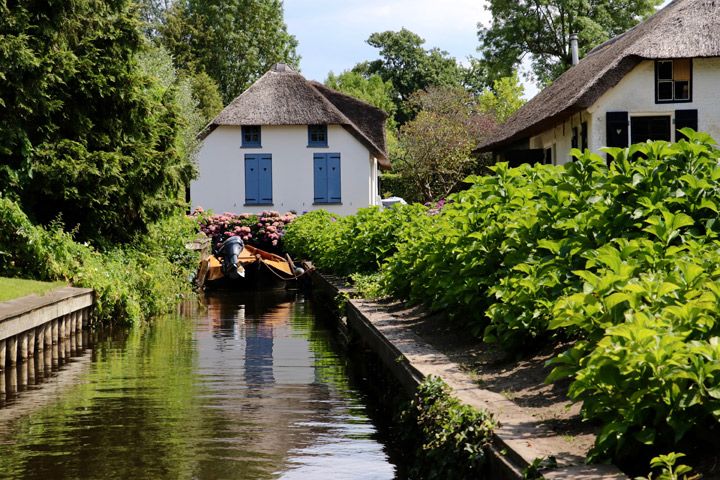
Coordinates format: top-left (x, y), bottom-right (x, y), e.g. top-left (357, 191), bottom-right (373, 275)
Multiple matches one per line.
top-left (630, 114), bottom-right (672, 144)
top-left (308, 125), bottom-right (328, 147)
top-left (241, 125), bottom-right (262, 148)
top-left (571, 126), bottom-right (579, 150)
top-left (655, 59), bottom-right (692, 104)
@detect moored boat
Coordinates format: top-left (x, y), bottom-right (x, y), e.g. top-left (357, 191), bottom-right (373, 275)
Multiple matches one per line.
top-left (196, 236), bottom-right (308, 290)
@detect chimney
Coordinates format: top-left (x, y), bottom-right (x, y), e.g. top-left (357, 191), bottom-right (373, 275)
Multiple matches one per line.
top-left (570, 33), bottom-right (579, 66)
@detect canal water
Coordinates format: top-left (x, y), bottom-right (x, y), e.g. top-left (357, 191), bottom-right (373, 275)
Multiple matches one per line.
top-left (0, 290), bottom-right (397, 479)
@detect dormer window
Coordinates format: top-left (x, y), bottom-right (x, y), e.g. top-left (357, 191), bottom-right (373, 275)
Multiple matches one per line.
top-left (308, 125), bottom-right (328, 147)
top-left (242, 125), bottom-right (261, 147)
top-left (656, 59), bottom-right (691, 103)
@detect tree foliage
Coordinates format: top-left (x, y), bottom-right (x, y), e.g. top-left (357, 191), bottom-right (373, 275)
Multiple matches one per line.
top-left (357, 29), bottom-right (464, 124)
top-left (0, 0), bottom-right (195, 243)
top-left (477, 0), bottom-right (663, 85)
top-left (477, 71), bottom-right (526, 123)
top-left (160, 0), bottom-right (299, 104)
top-left (324, 70), bottom-right (401, 162)
top-left (188, 70), bottom-right (224, 124)
top-left (395, 86), bottom-right (497, 203)
top-left (325, 71), bottom-right (397, 125)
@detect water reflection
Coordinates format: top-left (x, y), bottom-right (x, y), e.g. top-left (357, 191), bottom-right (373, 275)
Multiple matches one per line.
top-left (0, 290), bottom-right (396, 480)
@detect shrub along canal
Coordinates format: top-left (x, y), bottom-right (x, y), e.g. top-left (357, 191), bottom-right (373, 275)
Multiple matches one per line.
top-left (0, 290), bottom-right (397, 479)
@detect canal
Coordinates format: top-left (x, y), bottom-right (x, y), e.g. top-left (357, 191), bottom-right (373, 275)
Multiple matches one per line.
top-left (0, 290), bottom-right (397, 479)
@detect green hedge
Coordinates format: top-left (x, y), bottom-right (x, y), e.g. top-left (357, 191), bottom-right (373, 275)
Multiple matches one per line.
top-left (284, 204), bottom-right (429, 275)
top-left (285, 130), bottom-right (720, 464)
top-left (0, 197), bottom-right (197, 324)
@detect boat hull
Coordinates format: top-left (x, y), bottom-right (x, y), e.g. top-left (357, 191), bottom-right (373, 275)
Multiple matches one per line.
top-left (196, 243), bottom-right (302, 291)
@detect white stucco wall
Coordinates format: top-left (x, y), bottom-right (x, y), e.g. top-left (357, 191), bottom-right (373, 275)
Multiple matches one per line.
top-left (587, 57), bottom-right (720, 151)
top-left (528, 57), bottom-right (720, 164)
top-left (529, 112), bottom-right (592, 166)
top-left (191, 125), bottom-right (379, 216)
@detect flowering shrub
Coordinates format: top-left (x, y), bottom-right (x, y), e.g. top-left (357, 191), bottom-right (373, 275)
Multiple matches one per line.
top-left (195, 209), bottom-right (296, 252)
top-left (425, 198), bottom-right (447, 216)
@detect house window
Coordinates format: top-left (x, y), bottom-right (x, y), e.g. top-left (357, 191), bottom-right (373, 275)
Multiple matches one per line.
top-left (543, 146), bottom-right (553, 165)
top-left (630, 115), bottom-right (671, 144)
top-left (571, 127), bottom-right (579, 150)
top-left (242, 125), bottom-right (261, 147)
top-left (308, 125), bottom-right (328, 147)
top-left (656, 59), bottom-right (691, 103)
top-left (244, 154), bottom-right (272, 205)
top-left (581, 122), bottom-right (588, 151)
top-left (313, 153), bottom-right (341, 203)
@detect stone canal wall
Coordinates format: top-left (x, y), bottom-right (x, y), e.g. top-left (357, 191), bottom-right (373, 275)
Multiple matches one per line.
top-left (0, 287), bottom-right (94, 369)
top-left (310, 270), bottom-right (628, 480)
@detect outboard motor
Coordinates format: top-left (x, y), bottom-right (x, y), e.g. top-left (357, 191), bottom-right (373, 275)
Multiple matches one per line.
top-left (218, 236), bottom-right (245, 279)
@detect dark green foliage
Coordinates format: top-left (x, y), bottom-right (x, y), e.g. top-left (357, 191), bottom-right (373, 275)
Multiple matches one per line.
top-left (390, 131), bottom-right (720, 462)
top-left (395, 86), bottom-right (498, 203)
top-left (477, 0), bottom-right (663, 85)
top-left (291, 131), bottom-right (720, 466)
top-left (161, 0), bottom-right (299, 104)
top-left (324, 71), bottom-right (397, 122)
top-left (400, 376), bottom-right (494, 479)
top-left (188, 70), bottom-right (224, 123)
top-left (283, 205), bottom-right (430, 275)
top-left (281, 210), bottom-right (337, 266)
top-left (379, 173), bottom-right (418, 203)
top-left (358, 28), bottom-right (464, 124)
top-left (0, 197), bottom-right (197, 324)
top-left (0, 0), bottom-right (193, 244)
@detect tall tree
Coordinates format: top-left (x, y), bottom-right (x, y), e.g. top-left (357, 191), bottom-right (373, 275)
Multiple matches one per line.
top-left (188, 70), bottom-right (224, 124)
top-left (357, 28), bottom-right (464, 124)
top-left (477, 0), bottom-right (663, 85)
top-left (161, 0), bottom-right (299, 104)
top-left (325, 71), bottom-right (397, 124)
top-left (394, 86), bottom-right (497, 203)
top-left (325, 70), bottom-right (401, 163)
top-left (137, 0), bottom-right (172, 37)
top-left (477, 71), bottom-right (526, 124)
top-left (0, 0), bottom-right (194, 243)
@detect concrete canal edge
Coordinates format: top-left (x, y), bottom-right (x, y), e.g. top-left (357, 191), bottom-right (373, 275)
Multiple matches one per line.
top-left (0, 287), bottom-right (94, 368)
top-left (310, 271), bottom-right (628, 480)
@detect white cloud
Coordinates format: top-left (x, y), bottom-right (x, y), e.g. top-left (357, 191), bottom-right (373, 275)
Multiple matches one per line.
top-left (285, 0), bottom-right (491, 81)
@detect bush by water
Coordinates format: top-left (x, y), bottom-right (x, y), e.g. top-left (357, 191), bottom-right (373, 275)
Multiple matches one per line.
top-left (284, 130), bottom-right (720, 465)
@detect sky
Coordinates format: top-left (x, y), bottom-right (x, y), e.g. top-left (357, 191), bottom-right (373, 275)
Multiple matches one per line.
top-left (284, 0), bottom-right (672, 101)
top-left (284, 0), bottom-right (494, 83)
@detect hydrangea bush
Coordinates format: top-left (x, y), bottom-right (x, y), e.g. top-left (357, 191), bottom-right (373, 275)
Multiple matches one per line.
top-left (195, 209), bottom-right (297, 252)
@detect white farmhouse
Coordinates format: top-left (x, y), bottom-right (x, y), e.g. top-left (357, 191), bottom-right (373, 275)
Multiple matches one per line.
top-left (477, 0), bottom-right (720, 165)
top-left (192, 63), bottom-right (389, 215)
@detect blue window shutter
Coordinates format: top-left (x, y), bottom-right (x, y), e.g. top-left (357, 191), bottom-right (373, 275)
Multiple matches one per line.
top-left (245, 155), bottom-right (259, 204)
top-left (328, 153), bottom-right (341, 202)
top-left (314, 153), bottom-right (328, 202)
top-left (259, 155), bottom-right (272, 203)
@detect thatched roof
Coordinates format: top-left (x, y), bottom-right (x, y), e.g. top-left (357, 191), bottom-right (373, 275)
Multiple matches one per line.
top-left (201, 63), bottom-right (390, 168)
top-left (477, 0), bottom-right (720, 152)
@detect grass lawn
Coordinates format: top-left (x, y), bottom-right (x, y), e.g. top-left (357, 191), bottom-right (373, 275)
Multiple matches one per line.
top-left (0, 277), bottom-right (67, 302)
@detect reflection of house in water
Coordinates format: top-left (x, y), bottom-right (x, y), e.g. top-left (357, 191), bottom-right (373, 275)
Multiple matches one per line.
top-left (244, 319), bottom-right (274, 390)
top-left (196, 291), bottom-right (352, 477)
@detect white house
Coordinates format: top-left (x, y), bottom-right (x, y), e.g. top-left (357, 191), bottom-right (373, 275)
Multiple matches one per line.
top-left (477, 0), bottom-right (720, 165)
top-left (192, 63), bottom-right (390, 216)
